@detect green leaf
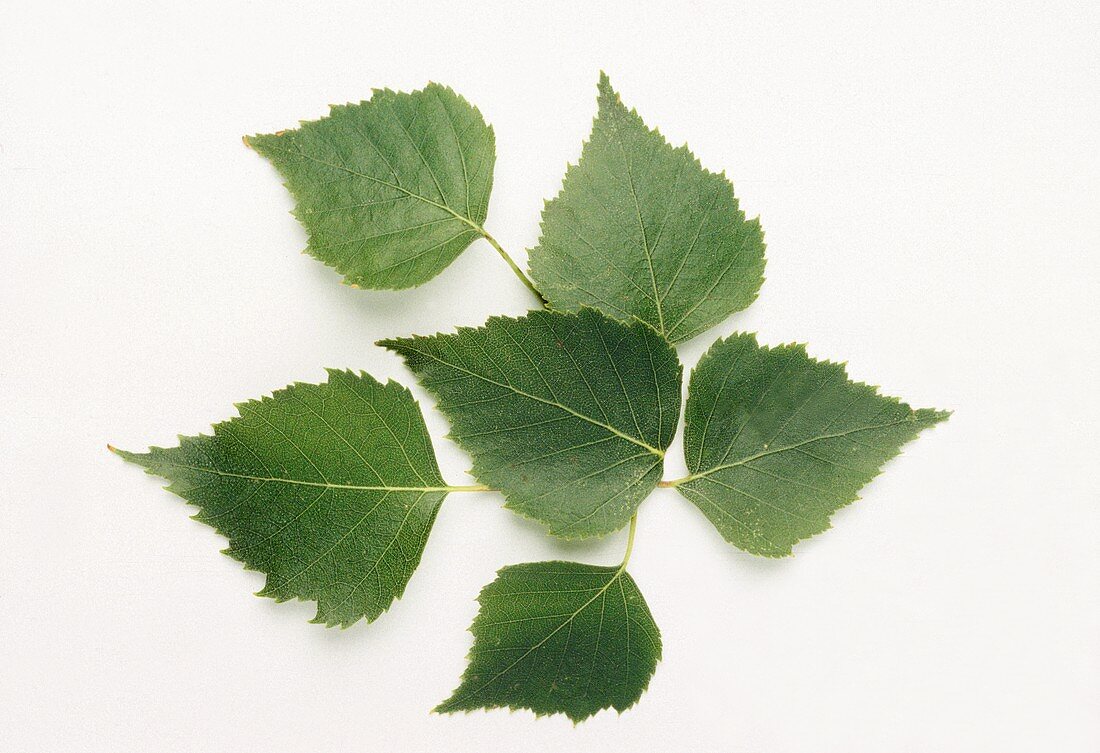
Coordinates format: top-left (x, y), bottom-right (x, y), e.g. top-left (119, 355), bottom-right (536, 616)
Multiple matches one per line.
top-left (436, 560), bottom-right (661, 722)
top-left (528, 73), bottom-right (766, 343)
top-left (677, 333), bottom-right (949, 556)
top-left (381, 308), bottom-right (681, 538)
top-left (113, 370), bottom-right (450, 627)
top-left (247, 84), bottom-right (495, 289)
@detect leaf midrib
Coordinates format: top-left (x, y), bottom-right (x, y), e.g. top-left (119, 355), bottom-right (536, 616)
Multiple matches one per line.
top-left (141, 460), bottom-right (454, 493)
top-left (618, 140), bottom-right (665, 336)
top-left (256, 140), bottom-right (487, 236)
top-left (396, 344), bottom-right (665, 457)
top-left (683, 417), bottom-right (918, 484)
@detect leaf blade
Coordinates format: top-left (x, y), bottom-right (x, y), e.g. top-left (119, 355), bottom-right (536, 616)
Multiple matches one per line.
top-left (381, 308), bottom-right (681, 538)
top-left (679, 333), bottom-right (949, 556)
top-left (436, 561), bottom-right (661, 723)
top-left (114, 370), bottom-right (448, 627)
top-left (248, 84), bottom-right (495, 289)
top-left (529, 73), bottom-right (766, 342)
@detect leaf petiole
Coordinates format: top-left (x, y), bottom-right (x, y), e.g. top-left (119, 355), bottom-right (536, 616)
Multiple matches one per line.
top-left (475, 227), bottom-right (548, 307)
top-left (450, 480), bottom-right (690, 492)
top-left (444, 484), bottom-right (494, 492)
top-left (619, 512), bottom-right (638, 570)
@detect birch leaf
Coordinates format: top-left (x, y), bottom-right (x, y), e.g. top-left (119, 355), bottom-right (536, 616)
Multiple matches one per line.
top-left (529, 73), bottom-right (766, 342)
top-left (113, 370), bottom-right (449, 627)
top-left (677, 333), bottom-right (950, 556)
top-left (436, 561), bottom-right (661, 722)
top-left (247, 84), bottom-right (495, 289)
top-left (381, 308), bottom-right (681, 538)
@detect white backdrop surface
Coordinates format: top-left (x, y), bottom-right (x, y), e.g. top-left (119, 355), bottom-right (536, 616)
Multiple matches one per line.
top-left (2, 2), bottom-right (1098, 751)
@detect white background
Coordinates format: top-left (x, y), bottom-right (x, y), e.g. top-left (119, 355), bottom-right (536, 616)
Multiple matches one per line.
top-left (2, 2), bottom-right (1098, 751)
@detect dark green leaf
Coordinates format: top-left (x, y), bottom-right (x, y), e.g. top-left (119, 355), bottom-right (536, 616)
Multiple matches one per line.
top-left (381, 308), bottom-right (681, 538)
top-left (248, 84), bottom-right (495, 289)
top-left (677, 333), bottom-right (949, 556)
top-left (114, 370), bottom-right (449, 627)
top-left (436, 561), bottom-right (661, 722)
top-left (529, 73), bottom-right (766, 342)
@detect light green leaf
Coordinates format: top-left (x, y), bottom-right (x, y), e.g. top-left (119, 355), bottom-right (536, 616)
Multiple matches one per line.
top-left (436, 560), bottom-right (661, 723)
top-left (528, 73), bottom-right (766, 343)
top-left (113, 370), bottom-right (450, 627)
top-left (247, 84), bottom-right (495, 289)
top-left (677, 333), bottom-right (949, 556)
top-left (381, 308), bottom-right (681, 538)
